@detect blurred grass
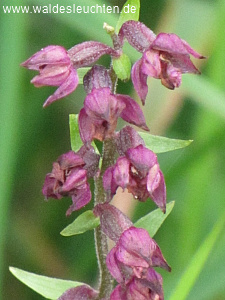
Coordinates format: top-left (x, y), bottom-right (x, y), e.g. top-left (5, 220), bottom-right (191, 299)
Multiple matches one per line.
top-left (0, 9), bottom-right (27, 299)
top-left (1, 0), bottom-right (225, 299)
top-left (169, 210), bottom-right (225, 300)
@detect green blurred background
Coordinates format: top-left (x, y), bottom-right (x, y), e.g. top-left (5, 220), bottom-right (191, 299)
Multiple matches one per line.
top-left (1, 0), bottom-right (225, 299)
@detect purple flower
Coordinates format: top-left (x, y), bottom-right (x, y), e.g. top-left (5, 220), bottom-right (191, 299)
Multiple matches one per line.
top-left (42, 147), bottom-right (99, 215)
top-left (78, 65), bottom-right (149, 145)
top-left (106, 227), bottom-right (170, 299)
top-left (58, 285), bottom-right (99, 300)
top-left (119, 21), bottom-right (206, 104)
top-left (21, 45), bottom-right (79, 107)
top-left (103, 144), bottom-right (166, 212)
top-left (79, 87), bottom-right (149, 145)
top-left (21, 42), bottom-right (120, 107)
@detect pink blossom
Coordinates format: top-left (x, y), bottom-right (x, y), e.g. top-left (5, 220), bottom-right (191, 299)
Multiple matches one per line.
top-left (21, 45), bottom-right (79, 107)
top-left (103, 145), bottom-right (166, 212)
top-left (119, 21), bottom-right (206, 104)
top-left (42, 147), bottom-right (99, 215)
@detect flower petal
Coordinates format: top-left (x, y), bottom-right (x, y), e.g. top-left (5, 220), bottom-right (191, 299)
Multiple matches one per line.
top-left (116, 227), bottom-right (152, 267)
top-left (113, 157), bottom-right (130, 190)
top-left (126, 145), bottom-right (158, 176)
top-left (119, 21), bottom-right (156, 53)
top-left (131, 59), bottom-right (148, 105)
top-left (128, 277), bottom-right (163, 300)
top-left (60, 169), bottom-right (87, 193)
top-left (103, 166), bottom-right (118, 199)
top-left (84, 88), bottom-right (125, 121)
top-left (68, 41), bottom-right (120, 68)
top-left (147, 164), bottom-right (160, 193)
top-left (83, 65), bottom-right (112, 94)
top-left (106, 247), bottom-right (125, 283)
top-left (143, 268), bottom-right (164, 298)
top-left (163, 53), bottom-right (201, 74)
top-left (58, 151), bottom-right (84, 169)
top-left (43, 69), bottom-right (79, 107)
top-left (160, 62), bottom-right (182, 89)
top-left (151, 33), bottom-right (204, 59)
top-left (93, 203), bottom-right (133, 242)
top-left (31, 65), bottom-right (70, 87)
top-left (148, 170), bottom-right (167, 214)
top-left (66, 185), bottom-right (92, 215)
top-left (117, 95), bottom-right (149, 131)
top-left (110, 284), bottom-right (125, 300)
top-left (78, 108), bottom-right (95, 145)
top-left (77, 146), bottom-right (100, 178)
top-left (21, 45), bottom-right (70, 70)
top-left (58, 285), bottom-right (99, 300)
top-left (42, 174), bottom-right (62, 200)
top-left (116, 126), bottom-right (145, 157)
top-left (142, 50), bottom-right (161, 78)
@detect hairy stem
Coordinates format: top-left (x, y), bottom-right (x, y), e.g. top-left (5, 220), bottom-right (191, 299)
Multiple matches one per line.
top-left (94, 138), bottom-right (117, 299)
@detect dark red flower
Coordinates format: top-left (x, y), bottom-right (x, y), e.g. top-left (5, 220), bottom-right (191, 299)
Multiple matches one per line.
top-left (119, 21), bottom-right (206, 104)
top-left (42, 147), bottom-right (99, 215)
top-left (103, 145), bottom-right (166, 212)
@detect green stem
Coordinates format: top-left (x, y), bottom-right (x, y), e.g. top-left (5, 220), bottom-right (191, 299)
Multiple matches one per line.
top-left (94, 138), bottom-right (117, 299)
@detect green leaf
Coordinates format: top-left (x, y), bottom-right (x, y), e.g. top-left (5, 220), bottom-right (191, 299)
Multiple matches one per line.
top-left (116, 0), bottom-right (140, 33)
top-left (77, 67), bottom-right (91, 85)
top-left (69, 114), bottom-right (83, 152)
top-left (139, 132), bottom-right (193, 153)
top-left (112, 53), bottom-right (131, 81)
top-left (9, 267), bottom-right (83, 299)
top-left (61, 210), bottom-right (100, 236)
top-left (134, 201), bottom-right (175, 237)
top-left (168, 210), bottom-right (225, 300)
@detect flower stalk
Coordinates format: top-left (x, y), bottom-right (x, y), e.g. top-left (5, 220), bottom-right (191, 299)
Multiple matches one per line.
top-left (94, 138), bottom-right (118, 299)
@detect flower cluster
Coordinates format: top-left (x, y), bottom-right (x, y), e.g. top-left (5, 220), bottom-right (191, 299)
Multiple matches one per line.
top-left (21, 20), bottom-right (205, 300)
